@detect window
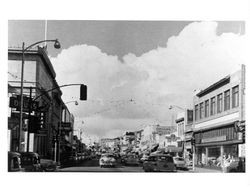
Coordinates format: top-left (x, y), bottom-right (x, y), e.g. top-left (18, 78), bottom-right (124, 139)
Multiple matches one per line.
top-left (199, 102), bottom-right (204, 119)
top-left (217, 94), bottom-right (223, 113)
top-left (195, 105), bottom-right (199, 121)
top-left (210, 97), bottom-right (216, 115)
top-left (205, 100), bottom-right (209, 117)
top-left (224, 90), bottom-right (230, 111)
top-left (232, 86), bottom-right (239, 108)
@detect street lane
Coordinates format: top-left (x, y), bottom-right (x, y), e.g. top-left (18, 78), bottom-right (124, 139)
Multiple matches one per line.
top-left (58, 165), bottom-right (144, 172)
top-left (58, 158), bottom-right (198, 172)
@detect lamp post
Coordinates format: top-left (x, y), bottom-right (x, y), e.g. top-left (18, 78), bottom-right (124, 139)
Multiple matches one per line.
top-left (65, 100), bottom-right (79, 105)
top-left (18, 39), bottom-right (61, 152)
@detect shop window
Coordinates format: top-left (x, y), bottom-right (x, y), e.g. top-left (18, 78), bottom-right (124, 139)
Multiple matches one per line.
top-left (207, 147), bottom-right (221, 167)
top-left (223, 145), bottom-right (238, 159)
top-left (217, 93), bottom-right (223, 113)
top-left (224, 90), bottom-right (230, 111)
top-left (232, 86), bottom-right (239, 108)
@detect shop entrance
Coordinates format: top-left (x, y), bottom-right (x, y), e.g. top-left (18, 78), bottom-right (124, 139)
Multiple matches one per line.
top-left (207, 146), bottom-right (221, 167)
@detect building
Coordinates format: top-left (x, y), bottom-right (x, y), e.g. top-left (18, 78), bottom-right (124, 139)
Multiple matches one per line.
top-left (140, 124), bottom-right (176, 152)
top-left (193, 65), bottom-right (245, 169)
top-left (8, 47), bottom-right (74, 161)
top-left (175, 109), bottom-right (194, 159)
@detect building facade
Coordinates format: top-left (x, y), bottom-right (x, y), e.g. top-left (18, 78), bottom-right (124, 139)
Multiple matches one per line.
top-left (8, 47), bottom-right (73, 161)
top-left (193, 65), bottom-right (245, 168)
top-left (175, 109), bottom-right (194, 159)
top-left (140, 124), bottom-right (176, 152)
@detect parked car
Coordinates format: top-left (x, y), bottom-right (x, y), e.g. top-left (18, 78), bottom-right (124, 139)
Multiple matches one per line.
top-left (140, 154), bottom-right (149, 163)
top-left (20, 152), bottom-right (41, 172)
top-left (121, 155), bottom-right (127, 164)
top-left (173, 157), bottom-right (187, 170)
top-left (8, 151), bottom-right (22, 172)
top-left (99, 153), bottom-right (117, 167)
top-left (40, 159), bottom-right (57, 172)
top-left (143, 154), bottom-right (176, 172)
top-left (124, 154), bottom-right (140, 166)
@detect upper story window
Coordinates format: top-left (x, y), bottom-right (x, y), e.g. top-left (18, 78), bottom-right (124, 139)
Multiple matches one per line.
top-left (205, 100), bottom-right (209, 118)
top-left (224, 89), bottom-right (230, 111)
top-left (232, 85), bottom-right (239, 108)
top-left (210, 97), bottom-right (216, 115)
top-left (195, 105), bottom-right (199, 121)
top-left (199, 102), bottom-right (204, 119)
top-left (217, 93), bottom-right (223, 113)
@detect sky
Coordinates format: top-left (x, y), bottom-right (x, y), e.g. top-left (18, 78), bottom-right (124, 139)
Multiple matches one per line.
top-left (8, 20), bottom-right (246, 144)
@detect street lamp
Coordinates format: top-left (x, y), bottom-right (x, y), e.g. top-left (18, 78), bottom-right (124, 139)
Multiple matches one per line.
top-left (65, 100), bottom-right (79, 105)
top-left (169, 105), bottom-right (184, 110)
top-left (18, 39), bottom-right (61, 152)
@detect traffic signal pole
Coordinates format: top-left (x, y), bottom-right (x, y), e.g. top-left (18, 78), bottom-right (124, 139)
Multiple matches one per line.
top-left (26, 87), bottom-right (32, 152)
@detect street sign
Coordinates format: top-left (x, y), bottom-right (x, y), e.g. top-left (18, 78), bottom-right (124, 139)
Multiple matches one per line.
top-left (9, 96), bottom-right (39, 112)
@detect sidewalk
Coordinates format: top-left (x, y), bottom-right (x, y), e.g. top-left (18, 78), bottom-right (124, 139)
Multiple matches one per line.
top-left (189, 167), bottom-right (222, 173)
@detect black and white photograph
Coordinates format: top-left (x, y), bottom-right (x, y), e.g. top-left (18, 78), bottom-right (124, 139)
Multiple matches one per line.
top-left (7, 19), bottom-right (246, 173)
top-left (1, 1), bottom-right (249, 187)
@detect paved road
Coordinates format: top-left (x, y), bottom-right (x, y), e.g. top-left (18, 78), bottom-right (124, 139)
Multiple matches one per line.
top-left (58, 159), bottom-right (191, 172)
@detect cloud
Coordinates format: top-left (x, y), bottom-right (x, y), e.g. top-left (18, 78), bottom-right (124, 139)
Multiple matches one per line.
top-left (51, 21), bottom-right (246, 139)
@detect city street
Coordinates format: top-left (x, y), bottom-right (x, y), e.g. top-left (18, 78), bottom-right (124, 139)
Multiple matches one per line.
top-left (57, 159), bottom-right (195, 172)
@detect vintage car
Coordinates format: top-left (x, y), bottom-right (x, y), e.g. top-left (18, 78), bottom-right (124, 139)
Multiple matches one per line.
top-left (20, 152), bottom-right (41, 172)
top-left (173, 157), bottom-right (188, 170)
top-left (140, 154), bottom-right (149, 163)
top-left (99, 153), bottom-right (117, 167)
top-left (124, 154), bottom-right (140, 166)
top-left (143, 154), bottom-right (176, 172)
top-left (40, 159), bottom-right (58, 172)
top-left (8, 151), bottom-right (22, 172)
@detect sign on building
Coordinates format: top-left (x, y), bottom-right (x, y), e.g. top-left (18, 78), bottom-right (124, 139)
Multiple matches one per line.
top-left (9, 96), bottom-right (39, 112)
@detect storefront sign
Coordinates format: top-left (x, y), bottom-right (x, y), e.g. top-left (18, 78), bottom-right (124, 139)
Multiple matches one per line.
top-left (201, 135), bottom-right (226, 143)
top-left (238, 144), bottom-right (245, 157)
top-left (9, 96), bottom-right (39, 112)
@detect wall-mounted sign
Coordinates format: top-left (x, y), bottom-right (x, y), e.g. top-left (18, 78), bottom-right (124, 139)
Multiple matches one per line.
top-left (9, 96), bottom-right (39, 112)
top-left (201, 135), bottom-right (226, 143)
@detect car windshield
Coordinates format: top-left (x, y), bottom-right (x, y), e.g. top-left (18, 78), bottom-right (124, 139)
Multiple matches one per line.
top-left (174, 157), bottom-right (184, 161)
top-left (102, 154), bottom-right (115, 158)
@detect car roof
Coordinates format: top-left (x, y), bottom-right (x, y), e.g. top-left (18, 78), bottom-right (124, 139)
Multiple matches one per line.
top-left (101, 153), bottom-right (114, 156)
top-left (149, 154), bottom-right (172, 157)
top-left (20, 152), bottom-right (39, 156)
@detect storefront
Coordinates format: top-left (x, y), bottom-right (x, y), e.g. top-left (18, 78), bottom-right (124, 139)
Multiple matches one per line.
top-left (194, 124), bottom-right (243, 168)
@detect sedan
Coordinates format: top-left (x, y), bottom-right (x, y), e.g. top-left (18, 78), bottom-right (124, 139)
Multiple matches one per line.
top-left (40, 159), bottom-right (57, 172)
top-left (173, 157), bottom-right (188, 170)
top-left (99, 154), bottom-right (117, 167)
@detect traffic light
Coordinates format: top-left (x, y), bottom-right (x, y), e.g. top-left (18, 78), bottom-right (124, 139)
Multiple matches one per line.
top-left (80, 84), bottom-right (87, 100)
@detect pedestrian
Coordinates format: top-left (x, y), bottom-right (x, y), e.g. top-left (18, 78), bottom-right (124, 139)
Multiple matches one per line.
top-left (222, 154), bottom-right (230, 173)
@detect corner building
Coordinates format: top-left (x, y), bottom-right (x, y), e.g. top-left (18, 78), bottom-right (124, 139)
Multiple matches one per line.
top-left (193, 65), bottom-right (245, 169)
top-left (8, 47), bottom-right (74, 161)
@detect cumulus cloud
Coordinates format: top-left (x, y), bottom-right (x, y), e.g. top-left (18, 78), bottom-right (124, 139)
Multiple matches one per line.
top-left (51, 21), bottom-right (246, 139)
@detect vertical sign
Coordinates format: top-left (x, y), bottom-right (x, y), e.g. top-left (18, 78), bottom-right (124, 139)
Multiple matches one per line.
top-left (29, 133), bottom-right (34, 152)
